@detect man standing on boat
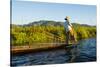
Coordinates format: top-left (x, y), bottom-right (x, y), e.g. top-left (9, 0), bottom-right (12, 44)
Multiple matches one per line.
top-left (64, 16), bottom-right (77, 44)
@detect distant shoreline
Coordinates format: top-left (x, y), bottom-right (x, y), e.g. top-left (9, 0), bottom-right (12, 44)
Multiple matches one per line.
top-left (11, 20), bottom-right (96, 26)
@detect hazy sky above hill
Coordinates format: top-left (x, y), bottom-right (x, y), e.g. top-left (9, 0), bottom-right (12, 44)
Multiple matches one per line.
top-left (12, 0), bottom-right (96, 25)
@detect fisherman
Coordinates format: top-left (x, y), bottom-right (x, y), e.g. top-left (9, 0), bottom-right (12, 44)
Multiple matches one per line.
top-left (64, 16), bottom-right (77, 44)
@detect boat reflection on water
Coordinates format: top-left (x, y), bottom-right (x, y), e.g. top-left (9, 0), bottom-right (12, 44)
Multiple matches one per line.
top-left (65, 44), bottom-right (80, 62)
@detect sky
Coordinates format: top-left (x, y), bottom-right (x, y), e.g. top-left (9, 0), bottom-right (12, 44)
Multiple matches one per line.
top-left (12, 0), bottom-right (96, 25)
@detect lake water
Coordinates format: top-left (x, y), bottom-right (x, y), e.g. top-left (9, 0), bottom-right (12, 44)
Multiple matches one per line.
top-left (11, 38), bottom-right (96, 66)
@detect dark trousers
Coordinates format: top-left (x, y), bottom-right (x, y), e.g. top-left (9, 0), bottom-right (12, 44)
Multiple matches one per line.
top-left (66, 31), bottom-right (77, 44)
top-left (66, 31), bottom-right (70, 44)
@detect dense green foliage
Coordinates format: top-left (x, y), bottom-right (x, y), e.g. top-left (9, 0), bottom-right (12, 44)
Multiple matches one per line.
top-left (11, 21), bottom-right (96, 46)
